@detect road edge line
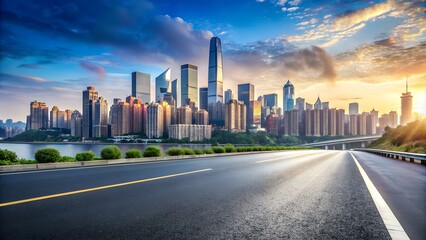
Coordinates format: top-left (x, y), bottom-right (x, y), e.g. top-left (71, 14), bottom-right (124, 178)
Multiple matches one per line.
top-left (349, 151), bottom-right (409, 240)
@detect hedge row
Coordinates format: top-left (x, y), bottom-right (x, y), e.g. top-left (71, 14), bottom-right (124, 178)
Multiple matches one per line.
top-left (1, 144), bottom-right (313, 165)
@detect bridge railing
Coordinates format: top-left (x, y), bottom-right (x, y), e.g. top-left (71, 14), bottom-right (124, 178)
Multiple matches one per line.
top-left (353, 148), bottom-right (426, 165)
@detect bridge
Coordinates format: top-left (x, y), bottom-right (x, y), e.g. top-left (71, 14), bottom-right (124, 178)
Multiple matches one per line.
top-left (302, 135), bottom-right (381, 150)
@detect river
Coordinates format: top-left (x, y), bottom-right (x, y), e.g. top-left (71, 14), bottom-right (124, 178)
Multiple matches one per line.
top-left (0, 143), bottom-right (212, 160)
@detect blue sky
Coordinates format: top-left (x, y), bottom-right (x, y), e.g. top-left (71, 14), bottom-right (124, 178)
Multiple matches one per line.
top-left (1, 0), bottom-right (425, 121)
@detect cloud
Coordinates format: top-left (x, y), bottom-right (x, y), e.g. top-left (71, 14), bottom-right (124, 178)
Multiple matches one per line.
top-left (336, 40), bottom-right (426, 83)
top-left (282, 7), bottom-right (299, 12)
top-left (283, 0), bottom-right (424, 47)
top-left (17, 64), bottom-right (43, 69)
top-left (79, 61), bottom-right (106, 78)
top-left (0, 73), bottom-right (48, 83)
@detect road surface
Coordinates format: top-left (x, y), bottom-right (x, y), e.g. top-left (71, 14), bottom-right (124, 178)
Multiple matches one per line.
top-left (0, 150), bottom-right (425, 239)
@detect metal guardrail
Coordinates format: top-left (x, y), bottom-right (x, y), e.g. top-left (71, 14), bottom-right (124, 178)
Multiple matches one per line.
top-left (353, 148), bottom-right (426, 165)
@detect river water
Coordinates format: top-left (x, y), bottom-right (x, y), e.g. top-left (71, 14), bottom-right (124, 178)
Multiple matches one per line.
top-left (0, 143), bottom-right (211, 160)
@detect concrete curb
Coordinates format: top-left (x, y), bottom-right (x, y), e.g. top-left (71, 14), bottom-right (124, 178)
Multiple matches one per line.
top-left (0, 151), bottom-right (285, 173)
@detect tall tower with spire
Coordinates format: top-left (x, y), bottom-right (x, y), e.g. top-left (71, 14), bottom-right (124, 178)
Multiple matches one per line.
top-left (283, 80), bottom-right (295, 112)
top-left (400, 78), bottom-right (413, 125)
top-left (208, 37), bottom-right (224, 105)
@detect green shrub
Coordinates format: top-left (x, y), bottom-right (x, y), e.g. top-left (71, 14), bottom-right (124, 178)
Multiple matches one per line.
top-left (0, 160), bottom-right (12, 165)
top-left (166, 147), bottom-right (184, 156)
top-left (100, 146), bottom-right (122, 159)
top-left (0, 149), bottom-right (18, 162)
top-left (193, 148), bottom-right (204, 155)
top-left (61, 156), bottom-right (76, 162)
top-left (211, 146), bottom-right (225, 153)
top-left (224, 144), bottom-right (237, 153)
top-left (76, 151), bottom-right (96, 161)
top-left (125, 149), bottom-right (142, 158)
top-left (182, 148), bottom-right (195, 155)
top-left (203, 148), bottom-right (214, 154)
top-left (143, 146), bottom-right (162, 157)
top-left (35, 148), bottom-right (61, 163)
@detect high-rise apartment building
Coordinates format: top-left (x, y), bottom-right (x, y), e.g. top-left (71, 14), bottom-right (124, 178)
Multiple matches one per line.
top-left (109, 99), bottom-right (130, 136)
top-left (400, 81), bottom-right (413, 125)
top-left (132, 72), bottom-right (151, 104)
top-left (225, 100), bottom-right (246, 132)
top-left (336, 109), bottom-right (345, 136)
top-left (161, 101), bottom-right (171, 137)
top-left (155, 68), bottom-right (171, 102)
top-left (146, 102), bottom-right (163, 138)
top-left (238, 83), bottom-right (254, 127)
top-left (283, 110), bottom-right (299, 136)
top-left (50, 106), bottom-right (59, 128)
top-left (283, 80), bottom-right (295, 112)
top-left (70, 110), bottom-right (82, 137)
top-left (194, 109), bottom-right (209, 125)
top-left (388, 111), bottom-right (398, 128)
top-left (28, 100), bottom-right (49, 130)
top-left (208, 102), bottom-right (225, 126)
top-left (265, 114), bottom-right (279, 135)
top-left (181, 64), bottom-right (198, 107)
top-left (176, 105), bottom-right (192, 124)
top-left (349, 102), bottom-right (359, 115)
top-left (208, 37), bottom-right (224, 105)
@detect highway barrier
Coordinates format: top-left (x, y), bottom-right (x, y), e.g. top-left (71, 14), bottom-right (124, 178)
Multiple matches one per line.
top-left (354, 148), bottom-right (426, 165)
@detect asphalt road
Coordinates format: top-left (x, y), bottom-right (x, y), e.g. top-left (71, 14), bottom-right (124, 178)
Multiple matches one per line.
top-left (0, 150), bottom-right (424, 239)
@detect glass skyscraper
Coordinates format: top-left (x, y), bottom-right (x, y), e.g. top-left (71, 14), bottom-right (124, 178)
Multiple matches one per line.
top-left (263, 93), bottom-right (278, 109)
top-left (224, 89), bottom-right (233, 103)
top-left (155, 68), bottom-right (171, 102)
top-left (199, 87), bottom-right (208, 110)
top-left (171, 79), bottom-right (178, 107)
top-left (283, 80), bottom-right (295, 112)
top-left (208, 37), bottom-right (224, 105)
top-left (132, 71), bottom-right (151, 104)
top-left (181, 64), bottom-right (198, 107)
top-left (238, 83), bottom-right (254, 107)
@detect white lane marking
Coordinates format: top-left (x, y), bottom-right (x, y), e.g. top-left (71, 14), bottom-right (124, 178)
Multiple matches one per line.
top-left (255, 150), bottom-right (328, 164)
top-left (349, 152), bottom-right (410, 240)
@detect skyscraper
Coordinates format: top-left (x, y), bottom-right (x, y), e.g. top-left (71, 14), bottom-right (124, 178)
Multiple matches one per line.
top-left (155, 68), bottom-right (171, 102)
top-left (283, 80), bottom-right (295, 112)
top-left (225, 100), bottom-right (246, 132)
top-left (224, 89), bottom-right (233, 103)
top-left (161, 101), bottom-right (171, 137)
top-left (208, 37), bottom-right (223, 105)
top-left (109, 99), bottom-right (130, 136)
top-left (29, 100), bottom-right (49, 130)
top-left (92, 97), bottom-right (109, 138)
top-left (263, 94), bottom-right (278, 109)
top-left (171, 79), bottom-right (179, 107)
top-left (238, 83), bottom-right (254, 107)
top-left (248, 100), bottom-right (261, 127)
top-left (199, 87), bottom-right (208, 110)
top-left (400, 80), bottom-right (413, 125)
top-left (349, 102), bottom-right (359, 115)
top-left (70, 110), bottom-right (82, 137)
top-left (194, 109), bottom-right (209, 125)
top-left (176, 105), bottom-right (192, 124)
top-left (132, 71), bottom-right (151, 104)
top-left (50, 106), bottom-right (59, 128)
top-left (82, 86), bottom-right (98, 139)
top-left (314, 96), bottom-right (322, 110)
top-left (181, 64), bottom-right (198, 107)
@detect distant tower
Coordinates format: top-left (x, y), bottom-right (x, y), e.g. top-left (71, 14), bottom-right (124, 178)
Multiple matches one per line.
top-left (132, 71), bottom-right (151, 104)
top-left (208, 37), bottom-right (224, 105)
top-left (283, 80), bottom-right (295, 112)
top-left (349, 102), bottom-right (359, 115)
top-left (314, 96), bottom-right (322, 110)
top-left (199, 87), bottom-right (208, 110)
top-left (224, 89), bottom-right (233, 103)
top-left (400, 79), bottom-right (413, 125)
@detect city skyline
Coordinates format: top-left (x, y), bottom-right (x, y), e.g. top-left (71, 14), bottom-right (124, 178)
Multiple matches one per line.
top-left (1, 0), bottom-right (425, 121)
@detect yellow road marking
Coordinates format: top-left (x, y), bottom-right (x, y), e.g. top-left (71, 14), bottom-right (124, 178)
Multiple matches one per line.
top-left (0, 168), bottom-right (212, 207)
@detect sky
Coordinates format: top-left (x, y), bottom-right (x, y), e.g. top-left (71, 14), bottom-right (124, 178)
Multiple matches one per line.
top-left (0, 0), bottom-right (425, 122)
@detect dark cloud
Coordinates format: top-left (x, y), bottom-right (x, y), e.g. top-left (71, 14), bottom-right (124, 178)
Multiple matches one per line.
top-left (0, 0), bottom-right (212, 65)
